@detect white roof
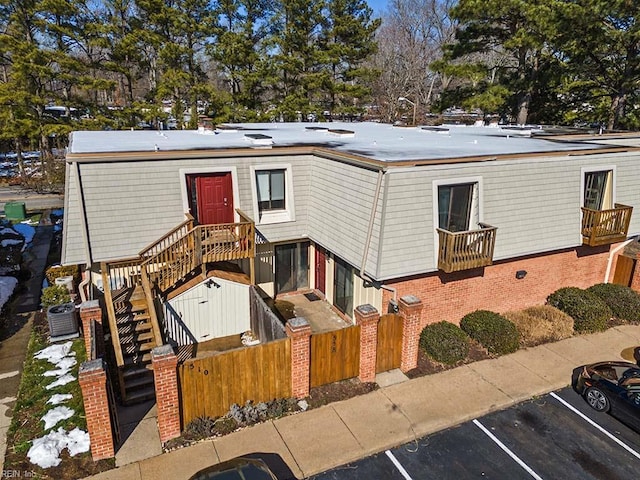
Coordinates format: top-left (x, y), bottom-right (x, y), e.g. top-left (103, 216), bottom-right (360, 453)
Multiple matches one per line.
top-left (68, 122), bottom-right (606, 162)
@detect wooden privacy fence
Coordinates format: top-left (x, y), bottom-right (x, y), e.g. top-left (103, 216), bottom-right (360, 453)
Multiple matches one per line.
top-left (178, 339), bottom-right (291, 426)
top-left (376, 313), bottom-right (403, 373)
top-left (310, 326), bottom-right (360, 388)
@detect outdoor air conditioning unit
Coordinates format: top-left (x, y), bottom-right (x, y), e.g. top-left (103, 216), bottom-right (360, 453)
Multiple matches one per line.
top-left (47, 302), bottom-right (79, 338)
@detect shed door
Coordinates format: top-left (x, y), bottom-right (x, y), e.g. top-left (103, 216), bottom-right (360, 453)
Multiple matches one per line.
top-left (190, 173), bottom-right (234, 224)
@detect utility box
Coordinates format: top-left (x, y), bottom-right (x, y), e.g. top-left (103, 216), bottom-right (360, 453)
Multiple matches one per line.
top-left (47, 302), bottom-right (79, 339)
top-left (4, 202), bottom-right (26, 220)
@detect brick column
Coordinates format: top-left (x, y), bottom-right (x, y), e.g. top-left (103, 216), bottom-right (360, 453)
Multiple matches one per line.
top-left (79, 359), bottom-right (115, 460)
top-left (152, 345), bottom-right (181, 443)
top-left (354, 304), bottom-right (380, 382)
top-left (286, 318), bottom-right (312, 398)
top-left (80, 300), bottom-right (103, 359)
top-left (398, 295), bottom-right (424, 373)
top-left (631, 253), bottom-right (640, 293)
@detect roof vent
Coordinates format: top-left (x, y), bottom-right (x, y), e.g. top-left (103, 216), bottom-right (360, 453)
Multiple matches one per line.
top-left (421, 126), bottom-right (450, 134)
top-left (305, 126), bottom-right (329, 132)
top-left (328, 129), bottom-right (355, 138)
top-left (244, 133), bottom-right (273, 147)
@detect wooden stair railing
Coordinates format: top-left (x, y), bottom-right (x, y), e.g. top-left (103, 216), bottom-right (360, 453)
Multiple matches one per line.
top-left (139, 214), bottom-right (195, 260)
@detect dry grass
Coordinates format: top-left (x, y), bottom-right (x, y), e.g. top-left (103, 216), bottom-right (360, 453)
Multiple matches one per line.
top-left (504, 305), bottom-right (574, 347)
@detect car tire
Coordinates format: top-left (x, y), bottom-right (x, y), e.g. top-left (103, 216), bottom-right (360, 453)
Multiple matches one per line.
top-left (585, 387), bottom-right (610, 412)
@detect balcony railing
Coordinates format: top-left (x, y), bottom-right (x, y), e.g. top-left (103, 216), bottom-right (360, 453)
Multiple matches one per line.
top-left (437, 223), bottom-right (497, 273)
top-left (581, 203), bottom-right (633, 247)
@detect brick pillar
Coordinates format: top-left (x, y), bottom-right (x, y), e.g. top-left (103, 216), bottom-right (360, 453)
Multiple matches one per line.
top-left (152, 345), bottom-right (181, 443)
top-left (398, 295), bottom-right (424, 373)
top-left (79, 359), bottom-right (115, 460)
top-left (631, 253), bottom-right (640, 293)
top-left (355, 304), bottom-right (380, 382)
top-left (80, 300), bottom-right (103, 359)
top-left (286, 318), bottom-right (312, 398)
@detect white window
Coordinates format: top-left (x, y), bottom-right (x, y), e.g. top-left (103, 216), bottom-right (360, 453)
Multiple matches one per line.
top-left (583, 168), bottom-right (614, 210)
top-left (433, 177), bottom-right (482, 232)
top-left (251, 164), bottom-right (295, 224)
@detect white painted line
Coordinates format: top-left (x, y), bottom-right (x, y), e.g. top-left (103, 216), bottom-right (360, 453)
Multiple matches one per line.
top-left (385, 450), bottom-right (414, 480)
top-left (550, 391), bottom-right (640, 460)
top-left (0, 370), bottom-right (19, 380)
top-left (473, 419), bottom-right (544, 480)
top-left (0, 396), bottom-right (16, 405)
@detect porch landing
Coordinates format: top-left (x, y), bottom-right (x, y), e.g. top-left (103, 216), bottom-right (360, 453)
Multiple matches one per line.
top-left (284, 292), bottom-right (351, 333)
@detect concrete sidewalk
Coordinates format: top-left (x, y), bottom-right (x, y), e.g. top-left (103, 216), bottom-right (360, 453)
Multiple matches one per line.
top-left (86, 324), bottom-right (640, 480)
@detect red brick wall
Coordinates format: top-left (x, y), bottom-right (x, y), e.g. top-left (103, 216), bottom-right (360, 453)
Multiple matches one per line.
top-left (354, 305), bottom-right (380, 382)
top-left (383, 246), bottom-right (613, 329)
top-left (152, 346), bottom-right (181, 443)
top-left (286, 318), bottom-right (312, 398)
top-left (79, 359), bottom-right (114, 460)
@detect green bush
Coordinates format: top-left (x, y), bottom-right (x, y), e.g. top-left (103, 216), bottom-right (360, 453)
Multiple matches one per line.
top-left (40, 285), bottom-right (71, 308)
top-left (419, 321), bottom-right (470, 365)
top-left (547, 287), bottom-right (611, 333)
top-left (45, 264), bottom-right (80, 285)
top-left (460, 310), bottom-right (520, 355)
top-left (503, 305), bottom-right (574, 347)
top-left (587, 283), bottom-right (640, 324)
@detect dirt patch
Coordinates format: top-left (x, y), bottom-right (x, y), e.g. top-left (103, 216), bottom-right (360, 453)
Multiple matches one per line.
top-left (306, 378), bottom-right (379, 409)
top-left (406, 341), bottom-right (492, 379)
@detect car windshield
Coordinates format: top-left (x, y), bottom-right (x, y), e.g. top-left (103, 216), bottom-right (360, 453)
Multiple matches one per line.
top-left (193, 462), bottom-right (274, 480)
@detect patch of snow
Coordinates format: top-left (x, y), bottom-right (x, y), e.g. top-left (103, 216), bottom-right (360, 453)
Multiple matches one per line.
top-left (47, 394), bottom-right (73, 405)
top-left (12, 223), bottom-right (35, 244)
top-left (34, 342), bottom-right (74, 364)
top-left (46, 374), bottom-right (76, 390)
top-left (43, 356), bottom-right (77, 377)
top-left (43, 367), bottom-right (72, 377)
top-left (0, 276), bottom-right (18, 311)
top-left (41, 406), bottom-right (74, 430)
top-left (28, 427), bottom-right (90, 468)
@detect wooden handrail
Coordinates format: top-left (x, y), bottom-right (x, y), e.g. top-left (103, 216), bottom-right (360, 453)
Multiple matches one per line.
top-left (139, 214), bottom-right (195, 259)
top-left (437, 223), bottom-right (497, 273)
top-left (140, 263), bottom-right (164, 346)
top-left (581, 203), bottom-right (633, 246)
top-left (101, 261), bottom-right (124, 366)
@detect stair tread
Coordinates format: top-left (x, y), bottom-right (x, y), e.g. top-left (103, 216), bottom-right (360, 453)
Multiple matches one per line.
top-left (124, 375), bottom-right (155, 390)
top-left (124, 387), bottom-right (156, 404)
top-left (122, 365), bottom-right (155, 377)
top-left (123, 352), bottom-right (152, 365)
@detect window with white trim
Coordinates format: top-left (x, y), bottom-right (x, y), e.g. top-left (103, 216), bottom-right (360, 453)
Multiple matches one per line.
top-left (583, 170), bottom-right (613, 210)
top-left (251, 164), bottom-right (295, 224)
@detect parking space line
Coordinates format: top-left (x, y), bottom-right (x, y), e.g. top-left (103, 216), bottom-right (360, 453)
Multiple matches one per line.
top-left (473, 419), bottom-right (544, 480)
top-left (550, 391), bottom-right (640, 460)
top-left (385, 450), bottom-right (414, 480)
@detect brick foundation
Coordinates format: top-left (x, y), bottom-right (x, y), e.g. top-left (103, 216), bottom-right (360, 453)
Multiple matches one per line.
top-left (286, 318), bottom-right (312, 398)
top-left (79, 300), bottom-right (103, 360)
top-left (398, 295), bottom-right (423, 372)
top-left (354, 305), bottom-right (380, 382)
top-left (152, 345), bottom-right (181, 443)
top-left (383, 245), bottom-right (614, 329)
top-left (79, 359), bottom-right (114, 460)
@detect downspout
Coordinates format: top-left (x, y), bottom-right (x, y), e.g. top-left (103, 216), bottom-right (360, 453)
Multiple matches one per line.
top-left (604, 237), bottom-right (635, 283)
top-left (73, 160), bottom-right (93, 300)
top-left (359, 169), bottom-right (397, 308)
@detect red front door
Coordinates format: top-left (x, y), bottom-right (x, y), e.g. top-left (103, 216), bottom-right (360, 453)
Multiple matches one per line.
top-left (315, 245), bottom-right (326, 294)
top-left (193, 173), bottom-right (234, 224)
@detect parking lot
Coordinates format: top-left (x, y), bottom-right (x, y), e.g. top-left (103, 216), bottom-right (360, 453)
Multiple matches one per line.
top-left (311, 387), bottom-right (640, 480)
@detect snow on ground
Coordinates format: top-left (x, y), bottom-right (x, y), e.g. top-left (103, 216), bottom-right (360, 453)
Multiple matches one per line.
top-left (27, 428), bottom-right (90, 468)
top-left (41, 406), bottom-right (74, 430)
top-left (12, 222), bottom-right (35, 244)
top-left (0, 276), bottom-right (18, 312)
top-left (47, 394), bottom-right (73, 405)
top-left (27, 340), bottom-right (91, 468)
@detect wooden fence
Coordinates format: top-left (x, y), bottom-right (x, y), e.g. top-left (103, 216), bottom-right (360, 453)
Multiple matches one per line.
top-left (178, 339), bottom-right (291, 425)
top-left (310, 326), bottom-right (361, 388)
top-left (376, 313), bottom-right (403, 373)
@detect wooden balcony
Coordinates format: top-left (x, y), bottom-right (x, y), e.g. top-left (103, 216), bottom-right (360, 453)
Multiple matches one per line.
top-left (581, 203), bottom-right (633, 247)
top-left (437, 223), bottom-right (497, 273)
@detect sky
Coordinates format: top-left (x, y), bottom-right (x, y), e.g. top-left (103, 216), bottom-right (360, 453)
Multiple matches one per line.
top-left (367, 0), bottom-right (388, 16)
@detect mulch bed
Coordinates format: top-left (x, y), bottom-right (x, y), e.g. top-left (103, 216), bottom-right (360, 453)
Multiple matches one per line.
top-left (406, 341), bottom-right (493, 379)
top-left (306, 378), bottom-right (379, 409)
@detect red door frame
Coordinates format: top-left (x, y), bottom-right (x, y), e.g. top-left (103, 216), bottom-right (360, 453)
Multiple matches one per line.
top-left (315, 245), bottom-right (326, 295)
top-left (187, 172), bottom-right (234, 224)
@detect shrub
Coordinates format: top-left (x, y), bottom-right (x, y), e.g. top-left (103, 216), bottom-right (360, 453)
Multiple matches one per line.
top-left (40, 284), bottom-right (71, 308)
top-left (587, 283), bottom-right (640, 324)
top-left (460, 310), bottom-right (520, 355)
top-left (503, 305), bottom-right (574, 347)
top-left (45, 264), bottom-right (80, 285)
top-left (547, 287), bottom-right (611, 333)
top-left (419, 321), bottom-right (470, 365)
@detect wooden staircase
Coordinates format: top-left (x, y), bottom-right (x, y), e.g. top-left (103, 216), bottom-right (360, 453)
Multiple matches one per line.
top-left (101, 211), bottom-right (256, 405)
top-left (112, 285), bottom-right (157, 404)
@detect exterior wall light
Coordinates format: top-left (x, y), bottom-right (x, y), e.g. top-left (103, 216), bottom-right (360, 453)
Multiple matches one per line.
top-left (515, 270), bottom-right (527, 280)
